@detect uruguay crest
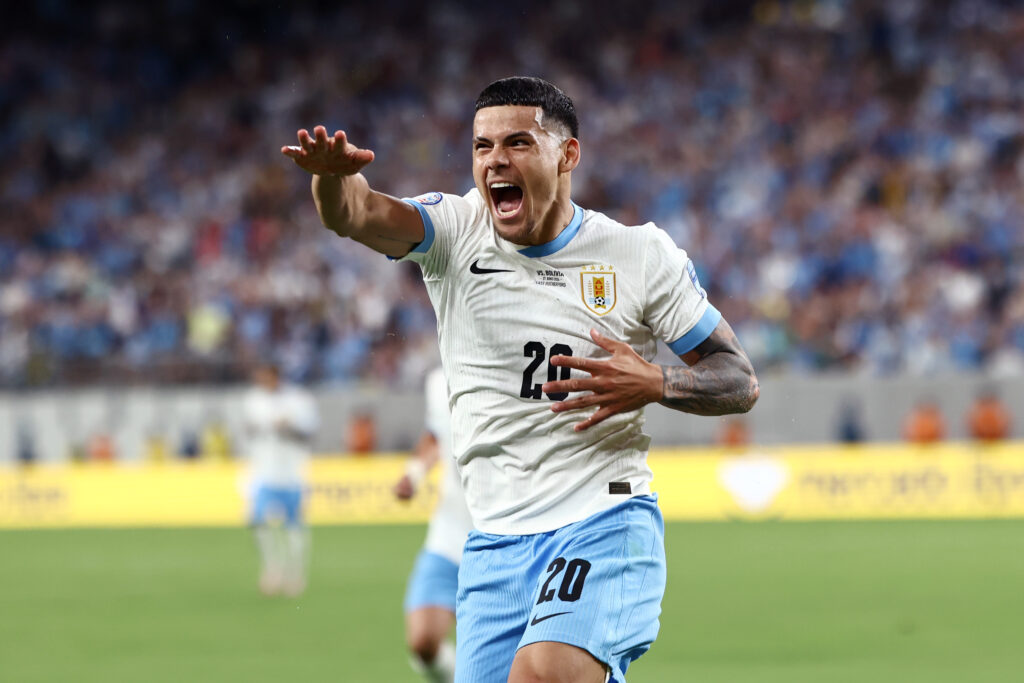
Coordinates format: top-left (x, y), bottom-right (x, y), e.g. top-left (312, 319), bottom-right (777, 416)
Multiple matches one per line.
top-left (580, 266), bottom-right (617, 316)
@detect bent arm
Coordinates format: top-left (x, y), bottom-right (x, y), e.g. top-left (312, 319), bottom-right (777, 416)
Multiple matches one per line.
top-left (543, 319), bottom-right (757, 431)
top-left (661, 318), bottom-right (759, 415)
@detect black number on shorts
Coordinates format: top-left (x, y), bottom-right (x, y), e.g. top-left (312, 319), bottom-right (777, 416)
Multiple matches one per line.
top-left (537, 557), bottom-right (592, 604)
top-left (537, 557), bottom-right (566, 604)
top-left (557, 558), bottom-right (591, 602)
top-left (520, 342), bottom-right (573, 401)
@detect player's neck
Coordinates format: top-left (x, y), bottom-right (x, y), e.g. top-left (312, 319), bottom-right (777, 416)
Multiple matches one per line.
top-left (531, 196), bottom-right (576, 247)
top-left (492, 183), bottom-right (576, 248)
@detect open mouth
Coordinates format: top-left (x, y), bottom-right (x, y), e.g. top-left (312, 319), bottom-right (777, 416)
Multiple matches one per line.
top-left (489, 182), bottom-right (524, 218)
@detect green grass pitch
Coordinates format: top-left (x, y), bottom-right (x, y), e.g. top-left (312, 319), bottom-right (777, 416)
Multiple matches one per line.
top-left (1, 520), bottom-right (1022, 682)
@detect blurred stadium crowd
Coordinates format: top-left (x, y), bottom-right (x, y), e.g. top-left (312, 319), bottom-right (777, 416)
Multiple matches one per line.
top-left (1, 0), bottom-right (1023, 388)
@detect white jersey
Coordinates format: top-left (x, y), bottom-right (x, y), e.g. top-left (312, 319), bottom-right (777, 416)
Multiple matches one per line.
top-left (401, 189), bottom-right (720, 534)
top-left (242, 384), bottom-right (319, 488)
top-left (422, 367), bottom-right (475, 564)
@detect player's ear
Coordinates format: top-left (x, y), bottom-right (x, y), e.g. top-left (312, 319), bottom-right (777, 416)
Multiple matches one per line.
top-left (559, 138), bottom-right (580, 173)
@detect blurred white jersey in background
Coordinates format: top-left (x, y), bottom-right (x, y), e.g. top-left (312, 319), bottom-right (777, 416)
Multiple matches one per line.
top-left (422, 366), bottom-right (474, 565)
top-left (243, 383), bottom-right (319, 488)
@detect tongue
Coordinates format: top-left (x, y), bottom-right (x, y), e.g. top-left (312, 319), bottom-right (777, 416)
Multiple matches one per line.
top-left (494, 186), bottom-right (523, 214)
top-left (498, 196), bottom-right (521, 213)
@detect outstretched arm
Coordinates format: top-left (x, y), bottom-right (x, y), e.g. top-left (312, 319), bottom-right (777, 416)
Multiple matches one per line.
top-left (282, 125), bottom-right (425, 257)
top-left (542, 320), bottom-right (759, 431)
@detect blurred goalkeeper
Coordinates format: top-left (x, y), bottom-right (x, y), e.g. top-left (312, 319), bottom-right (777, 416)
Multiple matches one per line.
top-left (242, 361), bottom-right (319, 597)
top-left (394, 366), bottom-right (473, 683)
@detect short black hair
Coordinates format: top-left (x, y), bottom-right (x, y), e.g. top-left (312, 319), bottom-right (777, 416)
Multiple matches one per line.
top-left (475, 76), bottom-right (579, 139)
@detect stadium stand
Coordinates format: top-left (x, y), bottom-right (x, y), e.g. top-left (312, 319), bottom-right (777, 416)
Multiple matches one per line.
top-left (1, 0), bottom-right (1022, 389)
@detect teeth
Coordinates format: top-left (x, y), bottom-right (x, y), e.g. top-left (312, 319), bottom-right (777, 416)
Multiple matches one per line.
top-left (489, 182), bottom-right (516, 189)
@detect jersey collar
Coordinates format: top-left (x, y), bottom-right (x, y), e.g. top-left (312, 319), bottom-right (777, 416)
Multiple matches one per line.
top-left (516, 203), bottom-right (584, 258)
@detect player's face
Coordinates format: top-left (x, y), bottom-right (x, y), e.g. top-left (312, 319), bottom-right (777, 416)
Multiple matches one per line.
top-left (472, 105), bottom-right (576, 246)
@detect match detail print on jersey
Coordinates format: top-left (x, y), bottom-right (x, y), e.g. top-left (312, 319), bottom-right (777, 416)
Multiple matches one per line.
top-left (580, 265), bottom-right (617, 316)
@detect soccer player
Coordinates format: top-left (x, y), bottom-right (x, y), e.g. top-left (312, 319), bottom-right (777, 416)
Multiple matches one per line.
top-left (242, 361), bottom-right (319, 597)
top-left (282, 77), bottom-right (758, 682)
top-left (394, 366), bottom-right (473, 683)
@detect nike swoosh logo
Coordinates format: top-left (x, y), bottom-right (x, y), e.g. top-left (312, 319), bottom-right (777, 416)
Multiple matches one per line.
top-left (470, 259), bottom-right (513, 275)
top-left (530, 611), bottom-right (572, 626)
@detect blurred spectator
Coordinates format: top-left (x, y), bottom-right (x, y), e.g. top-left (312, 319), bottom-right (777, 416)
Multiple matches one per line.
top-left (86, 433), bottom-right (116, 461)
top-left (835, 396), bottom-right (867, 444)
top-left (15, 418), bottom-right (37, 465)
top-left (966, 388), bottom-right (1012, 442)
top-left (346, 412), bottom-right (378, 455)
top-left (903, 399), bottom-right (947, 444)
top-left (143, 431), bottom-right (172, 463)
top-left (716, 417), bottom-right (751, 448)
top-left (178, 429), bottom-right (201, 459)
top-left (1, 1), bottom-right (1023, 388)
top-left (68, 441), bottom-right (87, 463)
top-left (200, 416), bottom-right (234, 461)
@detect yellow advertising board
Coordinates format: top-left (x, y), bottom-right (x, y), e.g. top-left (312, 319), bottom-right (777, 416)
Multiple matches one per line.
top-left (0, 456), bottom-right (438, 529)
top-left (1, 443), bottom-right (1023, 528)
top-left (656, 443), bottom-right (1024, 520)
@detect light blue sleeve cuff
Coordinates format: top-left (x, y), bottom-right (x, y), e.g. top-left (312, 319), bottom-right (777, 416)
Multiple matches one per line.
top-left (667, 304), bottom-right (722, 355)
top-left (402, 199), bottom-right (436, 255)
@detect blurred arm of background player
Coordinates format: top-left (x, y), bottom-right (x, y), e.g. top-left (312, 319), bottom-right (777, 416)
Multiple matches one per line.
top-left (281, 125), bottom-right (424, 258)
top-left (274, 418), bottom-right (315, 444)
top-left (394, 431), bottom-right (440, 501)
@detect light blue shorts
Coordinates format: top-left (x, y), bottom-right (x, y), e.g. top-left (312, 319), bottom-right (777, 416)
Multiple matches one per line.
top-left (454, 495), bottom-right (665, 683)
top-left (404, 550), bottom-right (460, 613)
top-left (249, 485), bottom-right (303, 527)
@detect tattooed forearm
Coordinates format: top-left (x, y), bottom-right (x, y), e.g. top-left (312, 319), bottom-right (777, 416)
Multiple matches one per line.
top-left (660, 357), bottom-right (759, 415)
top-left (659, 320), bottom-right (759, 416)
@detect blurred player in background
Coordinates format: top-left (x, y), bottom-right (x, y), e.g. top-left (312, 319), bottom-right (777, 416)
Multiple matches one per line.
top-left (242, 361), bottom-right (319, 597)
top-left (283, 76), bottom-right (757, 682)
top-left (393, 366), bottom-right (473, 683)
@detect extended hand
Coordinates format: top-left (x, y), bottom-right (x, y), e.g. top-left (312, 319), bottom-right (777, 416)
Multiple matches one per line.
top-left (393, 474), bottom-right (415, 501)
top-left (281, 125), bottom-right (375, 177)
top-left (542, 329), bottom-right (663, 431)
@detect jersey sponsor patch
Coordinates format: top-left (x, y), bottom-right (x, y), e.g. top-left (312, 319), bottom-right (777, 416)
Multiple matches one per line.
top-left (608, 482), bottom-right (632, 494)
top-left (580, 265), bottom-right (617, 316)
top-left (413, 191), bottom-right (443, 205)
top-left (686, 259), bottom-right (707, 299)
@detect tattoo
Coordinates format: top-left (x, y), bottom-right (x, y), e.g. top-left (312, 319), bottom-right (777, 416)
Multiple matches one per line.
top-left (660, 321), bottom-right (759, 416)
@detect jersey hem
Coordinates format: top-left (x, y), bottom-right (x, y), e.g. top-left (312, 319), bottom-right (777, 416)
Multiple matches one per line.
top-left (470, 490), bottom-right (654, 536)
